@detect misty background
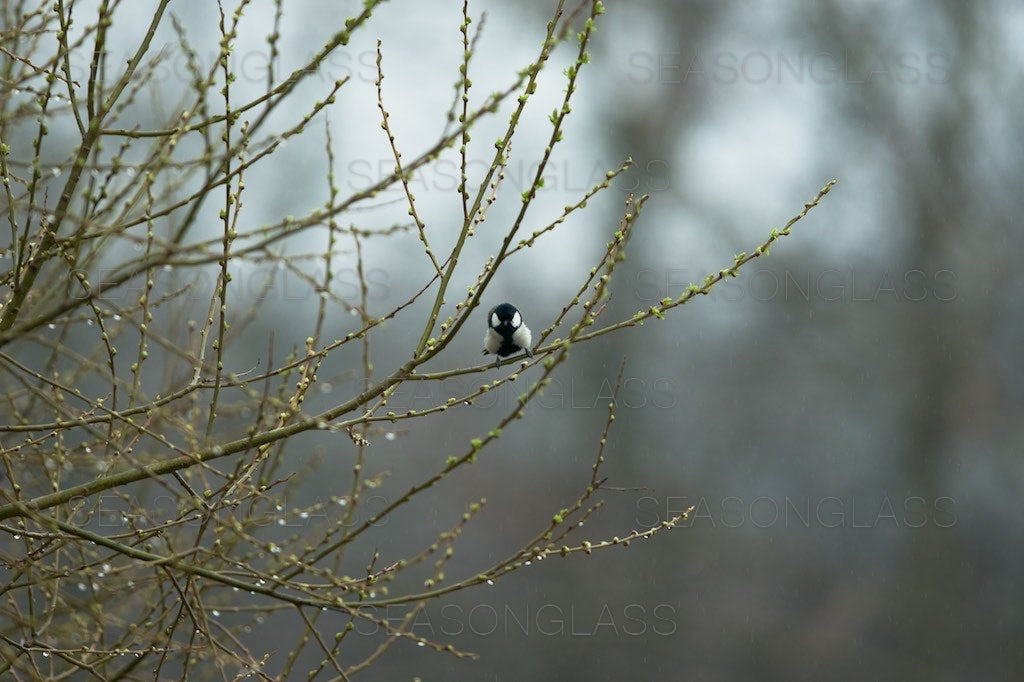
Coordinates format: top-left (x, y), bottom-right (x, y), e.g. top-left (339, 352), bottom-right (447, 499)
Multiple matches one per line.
top-left (12, 0), bottom-right (1024, 679)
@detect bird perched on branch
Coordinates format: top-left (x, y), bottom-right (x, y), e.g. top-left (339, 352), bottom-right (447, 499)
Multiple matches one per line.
top-left (483, 302), bottom-right (533, 368)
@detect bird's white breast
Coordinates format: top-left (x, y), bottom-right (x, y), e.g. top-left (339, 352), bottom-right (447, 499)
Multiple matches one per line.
top-left (511, 323), bottom-right (531, 349)
top-left (484, 327), bottom-right (503, 354)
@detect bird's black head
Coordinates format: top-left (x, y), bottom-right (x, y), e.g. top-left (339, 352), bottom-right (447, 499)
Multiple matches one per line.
top-left (488, 302), bottom-right (522, 338)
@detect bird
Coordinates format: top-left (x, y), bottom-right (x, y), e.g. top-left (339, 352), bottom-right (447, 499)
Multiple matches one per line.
top-left (482, 302), bottom-right (533, 368)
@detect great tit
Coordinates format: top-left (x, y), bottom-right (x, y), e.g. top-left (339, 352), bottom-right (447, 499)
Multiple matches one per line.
top-left (483, 302), bottom-right (533, 368)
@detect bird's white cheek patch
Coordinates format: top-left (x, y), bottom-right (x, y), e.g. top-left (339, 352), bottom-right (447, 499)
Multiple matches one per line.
top-left (491, 312), bottom-right (500, 328)
top-left (511, 311), bottom-right (521, 328)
